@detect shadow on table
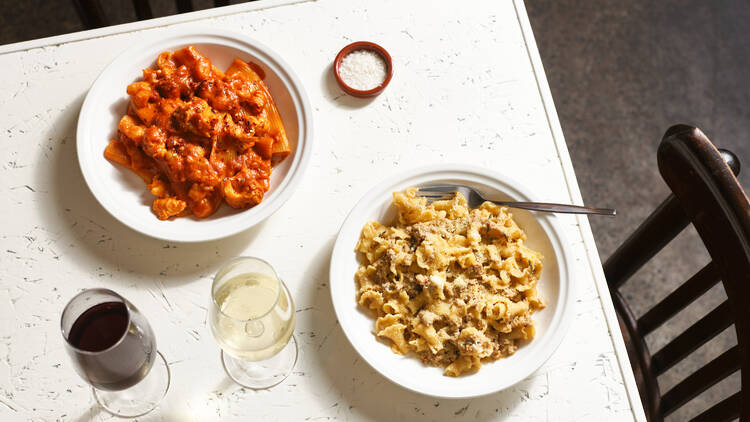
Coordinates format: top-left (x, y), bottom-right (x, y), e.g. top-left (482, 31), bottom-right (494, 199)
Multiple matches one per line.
top-left (321, 63), bottom-right (376, 109)
top-left (70, 404), bottom-right (103, 422)
top-left (34, 94), bottom-right (262, 288)
top-left (299, 240), bottom-right (523, 421)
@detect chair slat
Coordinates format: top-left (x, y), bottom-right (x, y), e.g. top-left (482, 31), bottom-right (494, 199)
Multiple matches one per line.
top-left (660, 345), bottom-right (741, 416)
top-left (72, 0), bottom-right (108, 29)
top-left (689, 391), bottom-right (741, 422)
top-left (638, 262), bottom-right (719, 335)
top-left (604, 195), bottom-right (690, 289)
top-left (652, 302), bottom-right (733, 375)
top-left (176, 0), bottom-right (193, 13)
top-left (132, 0), bottom-right (154, 20)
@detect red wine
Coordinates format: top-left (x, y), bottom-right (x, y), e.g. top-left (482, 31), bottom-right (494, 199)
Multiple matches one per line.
top-left (66, 301), bottom-right (156, 391)
top-left (68, 302), bottom-right (129, 352)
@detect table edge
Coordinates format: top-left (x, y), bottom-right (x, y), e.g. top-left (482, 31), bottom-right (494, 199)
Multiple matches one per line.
top-left (513, 1), bottom-right (647, 420)
top-left (0, 0), bottom-right (312, 56)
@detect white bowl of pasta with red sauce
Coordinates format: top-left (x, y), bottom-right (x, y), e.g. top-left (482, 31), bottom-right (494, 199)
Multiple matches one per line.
top-left (329, 165), bottom-right (575, 398)
top-left (77, 29), bottom-right (312, 242)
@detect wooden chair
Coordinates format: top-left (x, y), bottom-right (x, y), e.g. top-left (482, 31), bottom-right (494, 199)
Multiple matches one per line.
top-left (604, 124), bottom-right (750, 421)
top-left (72, 0), bottom-right (233, 29)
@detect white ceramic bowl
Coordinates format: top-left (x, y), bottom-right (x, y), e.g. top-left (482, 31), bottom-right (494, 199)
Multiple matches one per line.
top-left (329, 165), bottom-right (575, 398)
top-left (77, 29), bottom-right (312, 242)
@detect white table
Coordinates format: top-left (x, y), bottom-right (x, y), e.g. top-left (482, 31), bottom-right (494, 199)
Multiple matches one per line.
top-left (0, 0), bottom-right (646, 420)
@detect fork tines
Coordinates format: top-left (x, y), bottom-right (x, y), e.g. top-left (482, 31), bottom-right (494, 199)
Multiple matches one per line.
top-left (417, 186), bottom-right (460, 192)
top-left (415, 186), bottom-right (458, 201)
top-left (416, 193), bottom-right (455, 199)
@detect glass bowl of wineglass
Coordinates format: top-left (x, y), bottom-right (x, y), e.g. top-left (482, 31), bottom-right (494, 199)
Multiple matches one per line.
top-left (209, 257), bottom-right (298, 389)
top-left (60, 289), bottom-right (170, 417)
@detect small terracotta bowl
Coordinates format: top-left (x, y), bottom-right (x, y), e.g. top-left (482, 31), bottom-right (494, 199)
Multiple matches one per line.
top-left (333, 41), bottom-right (393, 98)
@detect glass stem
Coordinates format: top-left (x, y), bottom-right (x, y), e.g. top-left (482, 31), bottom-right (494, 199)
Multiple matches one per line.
top-left (245, 320), bottom-right (264, 337)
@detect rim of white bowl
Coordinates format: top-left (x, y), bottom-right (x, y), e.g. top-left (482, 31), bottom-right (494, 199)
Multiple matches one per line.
top-left (76, 28), bottom-right (313, 242)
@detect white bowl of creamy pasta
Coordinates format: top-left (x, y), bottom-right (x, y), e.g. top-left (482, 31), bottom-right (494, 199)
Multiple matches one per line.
top-left (329, 165), bottom-right (575, 398)
top-left (76, 28), bottom-right (312, 242)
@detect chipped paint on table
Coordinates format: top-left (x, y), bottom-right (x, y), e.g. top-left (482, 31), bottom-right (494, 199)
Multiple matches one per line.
top-left (0, 0), bottom-right (645, 420)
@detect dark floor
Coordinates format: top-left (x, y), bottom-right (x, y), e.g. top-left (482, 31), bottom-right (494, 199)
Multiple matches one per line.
top-left (2, 0), bottom-right (748, 420)
top-left (526, 1), bottom-right (749, 420)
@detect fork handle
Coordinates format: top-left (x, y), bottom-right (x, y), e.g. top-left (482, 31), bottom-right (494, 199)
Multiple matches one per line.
top-left (492, 201), bottom-right (617, 216)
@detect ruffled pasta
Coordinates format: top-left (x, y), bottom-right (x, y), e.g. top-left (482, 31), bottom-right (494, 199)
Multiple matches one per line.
top-left (354, 188), bottom-right (545, 376)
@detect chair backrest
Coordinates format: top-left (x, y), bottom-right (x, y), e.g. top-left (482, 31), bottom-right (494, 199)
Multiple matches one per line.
top-left (604, 124), bottom-right (750, 421)
top-left (71, 0), bottom-right (232, 29)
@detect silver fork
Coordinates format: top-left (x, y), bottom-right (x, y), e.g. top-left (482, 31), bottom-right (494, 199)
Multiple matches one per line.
top-left (417, 185), bottom-right (616, 216)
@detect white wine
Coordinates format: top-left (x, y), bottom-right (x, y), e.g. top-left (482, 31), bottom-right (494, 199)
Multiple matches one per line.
top-left (209, 258), bottom-right (298, 389)
top-left (210, 272), bottom-right (295, 362)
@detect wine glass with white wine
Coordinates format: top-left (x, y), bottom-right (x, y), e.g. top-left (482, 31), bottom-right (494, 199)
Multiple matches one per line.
top-left (209, 257), bottom-right (297, 389)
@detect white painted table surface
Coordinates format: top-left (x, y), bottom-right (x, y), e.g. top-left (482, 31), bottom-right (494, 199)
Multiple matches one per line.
top-left (0, 0), bottom-right (647, 420)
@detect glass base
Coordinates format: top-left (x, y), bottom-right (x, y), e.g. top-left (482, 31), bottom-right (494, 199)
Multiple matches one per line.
top-left (94, 350), bottom-right (170, 418)
top-left (222, 335), bottom-right (298, 389)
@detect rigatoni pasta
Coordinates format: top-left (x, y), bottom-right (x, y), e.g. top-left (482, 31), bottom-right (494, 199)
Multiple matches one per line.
top-left (104, 46), bottom-right (291, 220)
top-left (354, 188), bottom-right (545, 376)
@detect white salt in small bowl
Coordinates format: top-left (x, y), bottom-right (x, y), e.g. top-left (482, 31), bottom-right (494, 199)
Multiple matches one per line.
top-left (333, 41), bottom-right (393, 98)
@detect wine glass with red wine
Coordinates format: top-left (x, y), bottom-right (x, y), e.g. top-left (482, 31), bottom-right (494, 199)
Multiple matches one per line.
top-left (61, 289), bottom-right (170, 417)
